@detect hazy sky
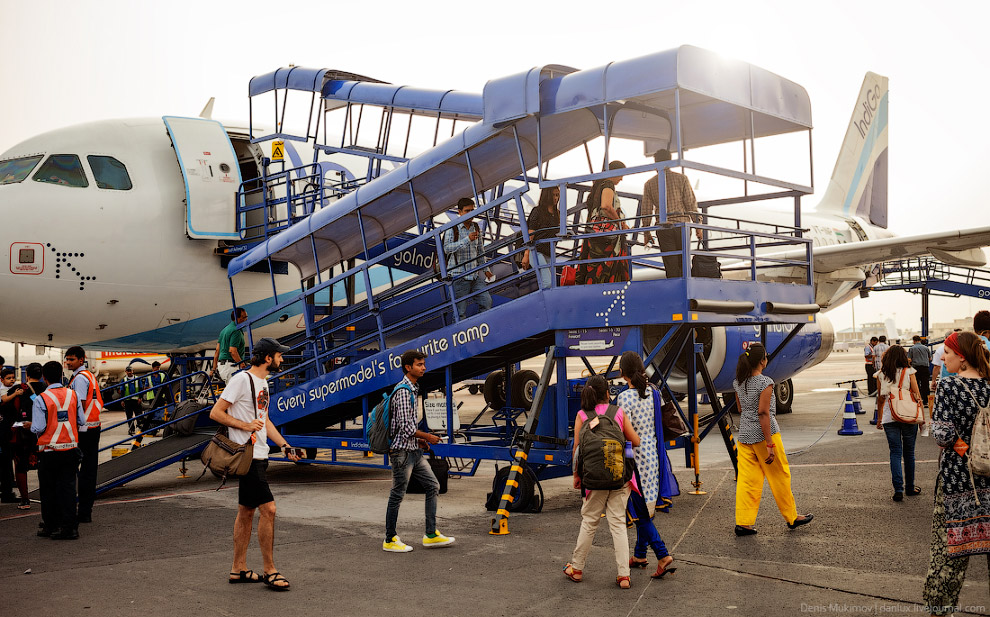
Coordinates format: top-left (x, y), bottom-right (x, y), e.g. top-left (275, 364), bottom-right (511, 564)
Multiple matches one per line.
top-left (2, 0), bottom-right (988, 347)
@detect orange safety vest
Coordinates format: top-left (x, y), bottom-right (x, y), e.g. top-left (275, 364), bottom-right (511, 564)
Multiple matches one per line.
top-left (70, 369), bottom-right (104, 429)
top-left (37, 387), bottom-right (80, 451)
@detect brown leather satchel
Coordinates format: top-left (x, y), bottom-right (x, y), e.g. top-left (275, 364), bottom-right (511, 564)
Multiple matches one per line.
top-left (199, 374), bottom-right (257, 486)
top-left (662, 402), bottom-right (689, 437)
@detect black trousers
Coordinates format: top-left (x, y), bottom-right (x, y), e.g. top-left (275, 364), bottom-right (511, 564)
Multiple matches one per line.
top-left (39, 449), bottom-right (79, 531)
top-left (123, 399), bottom-right (142, 433)
top-left (865, 364), bottom-right (877, 395)
top-left (913, 365), bottom-right (932, 405)
top-left (77, 429), bottom-right (100, 519)
top-left (656, 226), bottom-right (685, 278)
top-left (0, 437), bottom-right (15, 497)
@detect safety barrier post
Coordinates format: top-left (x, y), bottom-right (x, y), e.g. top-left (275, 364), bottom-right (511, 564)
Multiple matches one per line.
top-left (490, 348), bottom-right (556, 535)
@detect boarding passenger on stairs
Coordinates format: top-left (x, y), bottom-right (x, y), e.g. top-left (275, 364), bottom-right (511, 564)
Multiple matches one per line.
top-left (642, 149), bottom-right (701, 279)
top-left (383, 350), bottom-right (454, 553)
top-left (520, 186), bottom-right (561, 288)
top-left (30, 361), bottom-right (84, 539)
top-left (214, 308), bottom-right (248, 383)
top-left (209, 337), bottom-right (300, 590)
top-left (575, 161), bottom-right (630, 285)
top-left (64, 346), bottom-right (103, 525)
top-left (443, 198), bottom-right (493, 320)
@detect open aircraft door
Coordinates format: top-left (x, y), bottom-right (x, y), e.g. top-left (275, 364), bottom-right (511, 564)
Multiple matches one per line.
top-left (163, 116), bottom-right (242, 240)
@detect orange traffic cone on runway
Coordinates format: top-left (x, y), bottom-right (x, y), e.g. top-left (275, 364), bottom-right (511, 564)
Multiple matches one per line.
top-left (837, 391), bottom-right (863, 436)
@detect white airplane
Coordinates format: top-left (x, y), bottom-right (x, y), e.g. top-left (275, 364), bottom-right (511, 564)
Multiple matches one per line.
top-left (1, 63), bottom-right (988, 410)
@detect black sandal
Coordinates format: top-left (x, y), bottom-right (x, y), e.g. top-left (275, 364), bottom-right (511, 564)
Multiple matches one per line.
top-left (228, 570), bottom-right (261, 584)
top-left (262, 571), bottom-right (291, 591)
top-left (906, 486), bottom-right (922, 496)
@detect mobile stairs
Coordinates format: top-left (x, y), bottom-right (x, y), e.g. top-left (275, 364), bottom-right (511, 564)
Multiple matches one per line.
top-left (117, 49), bottom-right (824, 533)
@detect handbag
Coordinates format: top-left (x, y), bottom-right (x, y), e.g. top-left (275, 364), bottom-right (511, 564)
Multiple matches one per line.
top-left (691, 238), bottom-right (721, 279)
top-left (888, 368), bottom-right (924, 424)
top-left (406, 451), bottom-right (450, 495)
top-left (560, 265), bottom-right (576, 286)
top-left (652, 386), bottom-right (688, 437)
top-left (199, 373), bottom-right (257, 485)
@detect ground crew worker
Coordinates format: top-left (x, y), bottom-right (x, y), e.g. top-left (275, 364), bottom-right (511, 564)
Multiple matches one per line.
top-left (30, 361), bottom-right (84, 539)
top-left (119, 366), bottom-right (141, 435)
top-left (64, 346), bottom-right (103, 524)
top-left (214, 308), bottom-right (248, 383)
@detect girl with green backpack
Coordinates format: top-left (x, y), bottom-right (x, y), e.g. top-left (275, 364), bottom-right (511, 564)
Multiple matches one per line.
top-left (563, 375), bottom-right (640, 589)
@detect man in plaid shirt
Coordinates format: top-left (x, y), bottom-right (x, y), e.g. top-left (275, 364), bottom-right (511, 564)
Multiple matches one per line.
top-left (642, 149), bottom-right (701, 279)
top-left (383, 350), bottom-right (455, 553)
top-left (443, 197), bottom-right (493, 319)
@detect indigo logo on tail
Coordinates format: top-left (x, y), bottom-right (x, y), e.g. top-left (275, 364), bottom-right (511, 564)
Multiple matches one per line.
top-left (854, 83), bottom-right (883, 139)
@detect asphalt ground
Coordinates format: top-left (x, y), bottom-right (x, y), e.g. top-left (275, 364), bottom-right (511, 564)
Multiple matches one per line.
top-left (2, 353), bottom-right (989, 616)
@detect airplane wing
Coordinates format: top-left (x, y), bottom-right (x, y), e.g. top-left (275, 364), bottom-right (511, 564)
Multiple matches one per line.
top-left (787, 227), bottom-right (990, 273)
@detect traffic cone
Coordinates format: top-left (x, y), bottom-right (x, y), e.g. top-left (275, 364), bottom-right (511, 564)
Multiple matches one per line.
top-left (837, 392), bottom-right (863, 435)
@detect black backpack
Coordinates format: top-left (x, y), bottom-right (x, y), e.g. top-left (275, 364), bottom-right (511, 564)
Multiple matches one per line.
top-left (577, 405), bottom-right (631, 490)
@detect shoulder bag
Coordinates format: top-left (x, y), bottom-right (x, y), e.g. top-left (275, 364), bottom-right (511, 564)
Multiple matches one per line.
top-left (199, 373), bottom-right (257, 486)
top-left (888, 368), bottom-right (924, 424)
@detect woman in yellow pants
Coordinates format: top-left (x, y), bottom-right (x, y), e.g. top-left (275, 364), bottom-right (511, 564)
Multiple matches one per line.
top-left (732, 343), bottom-right (813, 536)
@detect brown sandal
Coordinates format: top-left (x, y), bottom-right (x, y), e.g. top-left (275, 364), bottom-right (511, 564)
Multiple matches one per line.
top-left (629, 557), bottom-right (649, 569)
top-left (652, 556), bottom-right (677, 579)
top-left (616, 575), bottom-right (631, 589)
top-left (562, 563), bottom-right (582, 582)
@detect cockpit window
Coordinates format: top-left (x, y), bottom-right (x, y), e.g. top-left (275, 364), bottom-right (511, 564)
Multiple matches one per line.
top-left (87, 155), bottom-right (132, 190)
top-left (0, 155), bottom-right (44, 185)
top-left (33, 154), bottom-right (89, 187)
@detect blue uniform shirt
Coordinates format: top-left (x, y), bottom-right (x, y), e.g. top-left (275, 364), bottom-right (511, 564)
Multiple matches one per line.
top-left (68, 366), bottom-right (94, 431)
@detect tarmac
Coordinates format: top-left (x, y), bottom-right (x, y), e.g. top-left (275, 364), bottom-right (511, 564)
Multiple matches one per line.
top-left (1, 353), bottom-right (988, 617)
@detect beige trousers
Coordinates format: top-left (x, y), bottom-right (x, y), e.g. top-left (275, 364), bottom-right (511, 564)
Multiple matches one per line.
top-left (570, 483), bottom-right (632, 577)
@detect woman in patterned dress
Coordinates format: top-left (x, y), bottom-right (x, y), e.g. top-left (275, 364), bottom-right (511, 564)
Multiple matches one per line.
top-left (732, 343), bottom-right (813, 536)
top-left (924, 331), bottom-right (990, 614)
top-left (575, 161), bottom-right (630, 285)
top-left (617, 351), bottom-right (675, 579)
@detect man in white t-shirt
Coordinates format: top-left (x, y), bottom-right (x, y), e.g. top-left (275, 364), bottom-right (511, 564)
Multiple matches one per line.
top-left (209, 337), bottom-right (299, 591)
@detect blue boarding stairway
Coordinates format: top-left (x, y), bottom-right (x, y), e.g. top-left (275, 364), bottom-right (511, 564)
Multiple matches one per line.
top-left (225, 46), bottom-right (821, 531)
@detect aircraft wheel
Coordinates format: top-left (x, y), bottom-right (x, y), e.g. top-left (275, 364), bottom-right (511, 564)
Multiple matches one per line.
top-left (484, 371), bottom-right (507, 410)
top-left (511, 370), bottom-right (540, 409)
top-left (468, 384), bottom-right (480, 395)
top-left (488, 465), bottom-right (535, 512)
top-left (775, 379), bottom-right (794, 414)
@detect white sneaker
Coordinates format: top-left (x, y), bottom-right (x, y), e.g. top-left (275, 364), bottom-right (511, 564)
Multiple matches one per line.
top-left (383, 536), bottom-right (413, 552)
top-left (422, 531), bottom-right (455, 548)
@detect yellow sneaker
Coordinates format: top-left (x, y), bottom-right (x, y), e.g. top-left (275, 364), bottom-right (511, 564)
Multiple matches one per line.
top-left (422, 531), bottom-right (455, 548)
top-left (383, 536), bottom-right (413, 553)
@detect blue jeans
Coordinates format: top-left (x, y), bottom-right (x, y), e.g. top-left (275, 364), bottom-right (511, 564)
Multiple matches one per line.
top-left (628, 476), bottom-right (668, 559)
top-left (532, 251), bottom-right (553, 288)
top-left (452, 277), bottom-right (492, 319)
top-left (884, 421), bottom-right (918, 492)
top-left (385, 449), bottom-right (439, 541)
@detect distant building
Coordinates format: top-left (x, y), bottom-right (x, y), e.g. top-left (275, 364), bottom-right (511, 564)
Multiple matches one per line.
top-left (929, 317), bottom-right (975, 340)
top-left (835, 321), bottom-right (888, 347)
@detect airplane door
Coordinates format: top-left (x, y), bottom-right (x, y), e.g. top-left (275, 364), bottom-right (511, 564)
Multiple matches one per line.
top-left (163, 116), bottom-right (242, 240)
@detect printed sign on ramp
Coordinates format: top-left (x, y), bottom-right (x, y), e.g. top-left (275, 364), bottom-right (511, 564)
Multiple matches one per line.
top-left (272, 140), bottom-right (285, 161)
